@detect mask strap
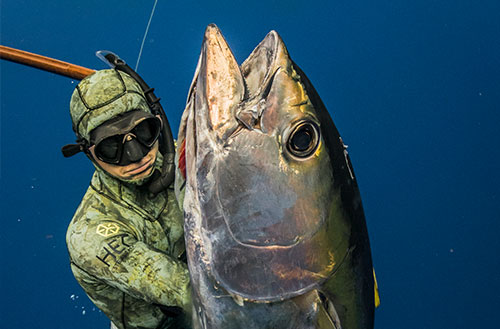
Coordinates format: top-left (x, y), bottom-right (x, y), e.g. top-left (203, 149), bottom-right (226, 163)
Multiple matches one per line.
top-left (61, 138), bottom-right (89, 158)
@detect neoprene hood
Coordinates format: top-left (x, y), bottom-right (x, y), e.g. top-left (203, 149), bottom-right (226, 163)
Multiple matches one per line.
top-left (69, 69), bottom-right (151, 142)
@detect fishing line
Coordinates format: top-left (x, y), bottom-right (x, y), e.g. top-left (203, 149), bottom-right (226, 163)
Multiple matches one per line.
top-left (135, 0), bottom-right (158, 71)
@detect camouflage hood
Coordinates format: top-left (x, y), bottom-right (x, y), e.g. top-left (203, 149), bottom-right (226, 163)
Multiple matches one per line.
top-left (69, 69), bottom-right (151, 142)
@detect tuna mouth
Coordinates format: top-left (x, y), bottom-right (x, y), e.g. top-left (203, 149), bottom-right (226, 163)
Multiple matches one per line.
top-left (223, 223), bottom-right (303, 249)
top-left (217, 202), bottom-right (321, 249)
top-left (221, 216), bottom-right (325, 249)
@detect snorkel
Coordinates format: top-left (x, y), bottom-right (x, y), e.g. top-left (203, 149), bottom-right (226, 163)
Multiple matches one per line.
top-left (95, 51), bottom-right (176, 195)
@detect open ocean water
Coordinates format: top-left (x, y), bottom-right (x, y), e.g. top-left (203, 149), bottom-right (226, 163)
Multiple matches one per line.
top-left (1, 1), bottom-right (499, 328)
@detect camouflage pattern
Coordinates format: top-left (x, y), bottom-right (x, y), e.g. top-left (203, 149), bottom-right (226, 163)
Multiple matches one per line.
top-left (70, 69), bottom-right (151, 142)
top-left (66, 156), bottom-right (191, 329)
top-left (66, 69), bottom-right (191, 329)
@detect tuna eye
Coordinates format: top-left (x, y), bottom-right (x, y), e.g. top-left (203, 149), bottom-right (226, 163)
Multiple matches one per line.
top-left (287, 121), bottom-right (320, 158)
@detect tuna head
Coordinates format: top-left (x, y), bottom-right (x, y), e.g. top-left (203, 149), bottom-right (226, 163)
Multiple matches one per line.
top-left (178, 24), bottom-right (372, 314)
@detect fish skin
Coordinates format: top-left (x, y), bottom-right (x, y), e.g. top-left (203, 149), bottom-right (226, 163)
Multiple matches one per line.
top-left (176, 24), bottom-right (374, 329)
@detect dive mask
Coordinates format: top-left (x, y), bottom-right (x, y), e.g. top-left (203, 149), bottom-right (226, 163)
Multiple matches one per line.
top-left (90, 110), bottom-right (161, 166)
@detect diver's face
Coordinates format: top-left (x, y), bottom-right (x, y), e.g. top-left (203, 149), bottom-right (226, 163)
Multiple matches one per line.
top-left (89, 141), bottom-right (159, 181)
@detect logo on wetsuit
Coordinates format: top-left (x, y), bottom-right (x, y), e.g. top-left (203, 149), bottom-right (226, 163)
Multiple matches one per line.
top-left (96, 223), bottom-right (120, 237)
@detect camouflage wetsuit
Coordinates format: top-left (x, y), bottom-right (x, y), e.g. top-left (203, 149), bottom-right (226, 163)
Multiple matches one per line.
top-left (66, 160), bottom-right (190, 329)
top-left (65, 69), bottom-right (191, 329)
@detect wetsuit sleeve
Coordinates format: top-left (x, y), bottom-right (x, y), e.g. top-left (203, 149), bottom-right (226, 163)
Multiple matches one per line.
top-left (68, 220), bottom-right (191, 310)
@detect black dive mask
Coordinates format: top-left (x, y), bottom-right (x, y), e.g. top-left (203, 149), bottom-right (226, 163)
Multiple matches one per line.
top-left (91, 111), bottom-right (161, 166)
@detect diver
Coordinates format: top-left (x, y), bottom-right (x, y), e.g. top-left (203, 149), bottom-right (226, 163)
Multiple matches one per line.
top-left (63, 68), bottom-right (191, 329)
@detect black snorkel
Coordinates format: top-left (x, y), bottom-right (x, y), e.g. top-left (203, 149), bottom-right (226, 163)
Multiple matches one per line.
top-left (96, 50), bottom-right (175, 195)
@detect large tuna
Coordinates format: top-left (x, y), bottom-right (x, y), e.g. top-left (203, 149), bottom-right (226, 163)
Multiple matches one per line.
top-left (176, 24), bottom-right (375, 329)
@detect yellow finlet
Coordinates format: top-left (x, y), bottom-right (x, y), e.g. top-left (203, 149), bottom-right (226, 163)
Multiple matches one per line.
top-left (373, 268), bottom-right (380, 308)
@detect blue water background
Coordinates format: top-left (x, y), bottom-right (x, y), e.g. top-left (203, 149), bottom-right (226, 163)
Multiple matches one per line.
top-left (1, 1), bottom-right (499, 328)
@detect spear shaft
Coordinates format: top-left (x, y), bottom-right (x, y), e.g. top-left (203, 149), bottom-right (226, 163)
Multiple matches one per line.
top-left (0, 45), bottom-right (95, 80)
